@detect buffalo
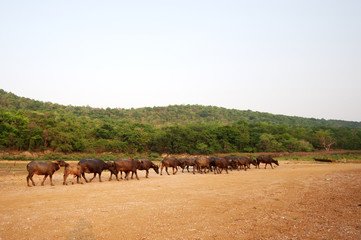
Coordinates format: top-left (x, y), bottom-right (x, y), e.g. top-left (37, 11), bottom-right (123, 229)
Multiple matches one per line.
top-left (245, 157), bottom-right (257, 168)
top-left (224, 156), bottom-right (238, 170)
top-left (209, 157), bottom-right (229, 174)
top-left (193, 157), bottom-right (210, 174)
top-left (132, 159), bottom-right (159, 178)
top-left (63, 162), bottom-right (83, 185)
top-left (160, 157), bottom-right (185, 175)
top-left (109, 159), bottom-right (142, 180)
top-left (178, 158), bottom-right (196, 173)
top-left (26, 160), bottom-right (66, 187)
top-left (256, 156), bottom-right (279, 169)
top-left (236, 157), bottom-right (249, 171)
top-left (78, 159), bottom-right (113, 182)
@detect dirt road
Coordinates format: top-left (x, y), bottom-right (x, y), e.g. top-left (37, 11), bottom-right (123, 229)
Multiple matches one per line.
top-left (0, 161), bottom-right (360, 240)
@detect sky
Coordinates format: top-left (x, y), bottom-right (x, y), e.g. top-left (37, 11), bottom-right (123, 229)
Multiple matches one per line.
top-left (1, 0), bottom-right (360, 122)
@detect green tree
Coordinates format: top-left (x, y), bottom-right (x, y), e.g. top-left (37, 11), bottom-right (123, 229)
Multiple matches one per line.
top-left (257, 133), bottom-right (283, 152)
top-left (313, 130), bottom-right (336, 151)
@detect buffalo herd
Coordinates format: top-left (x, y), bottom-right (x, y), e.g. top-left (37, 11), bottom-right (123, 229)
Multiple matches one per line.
top-left (26, 155), bottom-right (279, 187)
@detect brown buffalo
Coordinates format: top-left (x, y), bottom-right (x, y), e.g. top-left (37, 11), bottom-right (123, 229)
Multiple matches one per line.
top-left (209, 157), bottom-right (229, 174)
top-left (26, 160), bottom-right (66, 187)
top-left (256, 156), bottom-right (279, 169)
top-left (109, 159), bottom-right (143, 180)
top-left (78, 159), bottom-right (113, 182)
top-left (132, 159), bottom-right (159, 178)
top-left (193, 157), bottom-right (210, 174)
top-left (63, 162), bottom-right (83, 185)
top-left (160, 157), bottom-right (184, 175)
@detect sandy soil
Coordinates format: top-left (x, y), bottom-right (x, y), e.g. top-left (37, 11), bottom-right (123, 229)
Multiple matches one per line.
top-left (0, 161), bottom-right (360, 240)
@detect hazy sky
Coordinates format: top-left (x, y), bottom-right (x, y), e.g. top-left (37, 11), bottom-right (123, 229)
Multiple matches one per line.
top-left (1, 1), bottom-right (360, 121)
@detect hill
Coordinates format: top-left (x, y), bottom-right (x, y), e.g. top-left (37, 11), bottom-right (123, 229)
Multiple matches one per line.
top-left (1, 89), bottom-right (361, 154)
top-left (1, 89), bottom-right (360, 128)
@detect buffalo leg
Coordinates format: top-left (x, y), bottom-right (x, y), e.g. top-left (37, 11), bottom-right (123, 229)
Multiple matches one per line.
top-left (72, 175), bottom-right (81, 184)
top-left (27, 173), bottom-right (36, 187)
top-left (134, 170), bottom-right (139, 180)
top-left (78, 175), bottom-right (83, 184)
top-left (31, 175), bottom-right (36, 186)
top-left (49, 175), bottom-right (55, 186)
top-left (173, 167), bottom-right (178, 175)
top-left (41, 175), bottom-right (48, 186)
top-left (71, 175), bottom-right (76, 184)
top-left (98, 173), bottom-right (102, 182)
top-left (146, 170), bottom-right (149, 178)
top-left (63, 172), bottom-right (69, 185)
top-left (125, 171), bottom-right (130, 180)
top-left (110, 171), bottom-right (119, 181)
top-left (81, 173), bottom-right (89, 183)
top-left (165, 166), bottom-right (170, 175)
top-left (89, 173), bottom-right (97, 182)
top-left (270, 163), bottom-right (273, 169)
top-left (160, 165), bottom-right (164, 175)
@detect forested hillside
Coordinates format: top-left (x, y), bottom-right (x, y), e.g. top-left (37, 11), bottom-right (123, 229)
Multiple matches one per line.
top-left (1, 89), bottom-right (361, 154)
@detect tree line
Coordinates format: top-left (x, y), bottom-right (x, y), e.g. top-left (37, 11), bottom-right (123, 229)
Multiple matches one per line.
top-left (1, 108), bottom-right (361, 154)
top-left (2, 89), bottom-right (361, 128)
top-left (1, 89), bottom-right (361, 154)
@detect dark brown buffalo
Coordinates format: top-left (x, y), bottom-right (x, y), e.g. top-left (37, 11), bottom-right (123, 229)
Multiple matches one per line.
top-left (26, 160), bottom-right (66, 187)
top-left (193, 157), bottom-right (210, 174)
top-left (256, 155), bottom-right (279, 169)
top-left (78, 159), bottom-right (113, 182)
top-left (209, 157), bottom-right (229, 174)
top-left (224, 156), bottom-right (238, 170)
top-left (109, 159), bottom-right (143, 180)
top-left (132, 159), bottom-right (159, 178)
top-left (236, 157), bottom-right (249, 171)
top-left (160, 157), bottom-right (184, 175)
top-left (178, 158), bottom-right (196, 173)
top-left (246, 157), bottom-right (257, 168)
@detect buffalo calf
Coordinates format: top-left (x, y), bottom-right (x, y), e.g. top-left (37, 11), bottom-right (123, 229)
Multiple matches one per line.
top-left (63, 162), bottom-right (83, 185)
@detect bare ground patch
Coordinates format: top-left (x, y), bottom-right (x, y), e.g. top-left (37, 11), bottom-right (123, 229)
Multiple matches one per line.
top-left (0, 162), bottom-right (360, 239)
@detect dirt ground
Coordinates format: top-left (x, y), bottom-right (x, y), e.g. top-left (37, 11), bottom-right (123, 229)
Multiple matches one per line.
top-left (0, 161), bottom-right (360, 240)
